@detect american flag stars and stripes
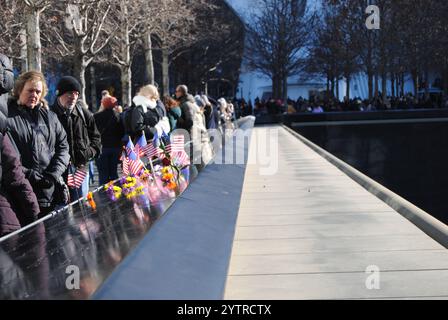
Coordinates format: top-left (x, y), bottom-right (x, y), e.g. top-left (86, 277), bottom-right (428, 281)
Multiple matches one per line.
top-left (68, 167), bottom-right (87, 189)
top-left (126, 138), bottom-right (145, 176)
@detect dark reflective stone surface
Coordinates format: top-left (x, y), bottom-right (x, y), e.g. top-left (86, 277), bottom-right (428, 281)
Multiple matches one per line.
top-left (292, 120), bottom-right (448, 226)
top-left (0, 166), bottom-right (198, 300)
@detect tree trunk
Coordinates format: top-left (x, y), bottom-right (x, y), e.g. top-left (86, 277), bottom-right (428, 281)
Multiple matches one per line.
top-left (90, 65), bottom-right (97, 112)
top-left (336, 78), bottom-right (339, 101)
top-left (374, 74), bottom-right (379, 98)
top-left (283, 73), bottom-right (288, 111)
top-left (26, 8), bottom-right (42, 72)
top-left (73, 51), bottom-right (89, 106)
top-left (367, 71), bottom-right (373, 100)
top-left (329, 77), bottom-right (335, 99)
top-left (401, 73), bottom-right (405, 96)
top-left (162, 48), bottom-right (170, 96)
top-left (121, 65), bottom-right (132, 108)
top-left (345, 75), bottom-right (350, 101)
top-left (20, 28), bottom-right (28, 72)
top-left (271, 73), bottom-right (278, 99)
top-left (412, 70), bottom-right (419, 98)
top-left (381, 72), bottom-right (387, 102)
top-left (424, 69), bottom-right (430, 101)
top-left (143, 31), bottom-right (155, 85)
top-left (391, 73), bottom-right (395, 98)
top-left (119, 0), bottom-right (132, 107)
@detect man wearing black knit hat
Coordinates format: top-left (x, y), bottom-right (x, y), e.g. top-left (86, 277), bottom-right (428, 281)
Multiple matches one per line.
top-left (51, 76), bottom-right (101, 200)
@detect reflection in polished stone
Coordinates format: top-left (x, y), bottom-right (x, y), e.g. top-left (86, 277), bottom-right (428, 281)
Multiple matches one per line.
top-left (0, 165), bottom-right (199, 300)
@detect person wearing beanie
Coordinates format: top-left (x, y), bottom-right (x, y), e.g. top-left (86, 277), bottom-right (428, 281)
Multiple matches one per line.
top-left (94, 95), bottom-right (124, 185)
top-left (51, 76), bottom-right (101, 201)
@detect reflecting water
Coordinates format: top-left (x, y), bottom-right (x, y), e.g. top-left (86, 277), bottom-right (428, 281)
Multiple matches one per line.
top-left (292, 121), bottom-right (448, 226)
top-left (0, 165), bottom-right (198, 300)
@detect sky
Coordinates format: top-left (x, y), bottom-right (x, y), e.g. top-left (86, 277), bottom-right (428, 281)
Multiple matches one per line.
top-left (226, 0), bottom-right (321, 23)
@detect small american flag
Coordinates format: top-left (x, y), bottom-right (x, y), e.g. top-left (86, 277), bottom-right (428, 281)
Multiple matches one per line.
top-left (173, 151), bottom-right (190, 167)
top-left (122, 152), bottom-right (130, 176)
top-left (126, 138), bottom-right (145, 176)
top-left (68, 168), bottom-right (87, 189)
top-left (171, 135), bottom-right (185, 153)
top-left (144, 143), bottom-right (160, 159)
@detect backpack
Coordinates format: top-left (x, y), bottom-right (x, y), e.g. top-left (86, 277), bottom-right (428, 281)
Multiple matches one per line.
top-left (122, 105), bottom-right (136, 136)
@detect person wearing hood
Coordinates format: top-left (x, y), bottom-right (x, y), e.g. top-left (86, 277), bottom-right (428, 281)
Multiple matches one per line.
top-left (174, 85), bottom-right (195, 134)
top-left (129, 84), bottom-right (170, 142)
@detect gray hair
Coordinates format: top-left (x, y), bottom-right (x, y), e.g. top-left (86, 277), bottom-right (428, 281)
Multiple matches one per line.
top-left (177, 85), bottom-right (188, 96)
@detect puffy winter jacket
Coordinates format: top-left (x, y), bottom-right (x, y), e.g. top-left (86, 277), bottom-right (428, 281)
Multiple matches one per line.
top-left (0, 133), bottom-right (40, 236)
top-left (51, 100), bottom-right (102, 168)
top-left (176, 94), bottom-right (195, 133)
top-left (130, 96), bottom-right (170, 140)
top-left (0, 54), bottom-right (14, 117)
top-left (2, 98), bottom-right (70, 208)
top-left (94, 109), bottom-right (124, 149)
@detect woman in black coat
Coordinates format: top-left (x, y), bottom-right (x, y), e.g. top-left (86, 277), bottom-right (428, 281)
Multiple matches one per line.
top-left (2, 71), bottom-right (70, 216)
top-left (94, 96), bottom-right (124, 185)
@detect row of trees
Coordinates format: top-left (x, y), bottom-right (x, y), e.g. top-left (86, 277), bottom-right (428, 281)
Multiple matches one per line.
top-left (308, 0), bottom-right (448, 101)
top-left (0, 0), bottom-right (243, 106)
top-left (245, 0), bottom-right (448, 102)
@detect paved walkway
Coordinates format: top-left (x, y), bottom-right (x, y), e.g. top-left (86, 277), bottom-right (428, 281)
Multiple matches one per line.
top-left (224, 125), bottom-right (448, 300)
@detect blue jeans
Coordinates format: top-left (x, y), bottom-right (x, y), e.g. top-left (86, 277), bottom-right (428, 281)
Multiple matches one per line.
top-left (69, 165), bottom-right (90, 201)
top-left (96, 148), bottom-right (121, 186)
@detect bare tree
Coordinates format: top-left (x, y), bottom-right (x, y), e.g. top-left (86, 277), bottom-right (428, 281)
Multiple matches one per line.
top-left (0, 0), bottom-right (25, 66)
top-left (44, 0), bottom-right (116, 103)
top-left (106, 0), bottom-right (144, 106)
top-left (245, 0), bottom-right (315, 101)
top-left (140, 0), bottom-right (220, 95)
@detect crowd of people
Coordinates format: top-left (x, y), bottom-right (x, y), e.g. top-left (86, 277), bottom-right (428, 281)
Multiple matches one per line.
top-left (0, 53), bottom-right (237, 238)
top-left (246, 94), bottom-right (448, 116)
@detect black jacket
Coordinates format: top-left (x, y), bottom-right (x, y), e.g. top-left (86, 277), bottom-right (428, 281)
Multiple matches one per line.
top-left (176, 94), bottom-right (195, 133)
top-left (51, 100), bottom-right (102, 168)
top-left (1, 98), bottom-right (70, 208)
top-left (130, 99), bottom-right (167, 140)
top-left (94, 109), bottom-right (124, 149)
top-left (0, 54), bottom-right (14, 117)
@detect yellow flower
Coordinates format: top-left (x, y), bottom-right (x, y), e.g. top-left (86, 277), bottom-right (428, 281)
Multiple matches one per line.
top-left (162, 167), bottom-right (170, 175)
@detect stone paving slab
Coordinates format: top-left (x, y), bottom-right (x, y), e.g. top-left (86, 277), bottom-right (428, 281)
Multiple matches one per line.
top-left (225, 126), bottom-right (448, 300)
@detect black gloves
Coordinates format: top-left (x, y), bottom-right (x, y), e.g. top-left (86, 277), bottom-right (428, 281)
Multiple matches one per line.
top-left (37, 175), bottom-right (55, 189)
top-left (26, 169), bottom-right (55, 189)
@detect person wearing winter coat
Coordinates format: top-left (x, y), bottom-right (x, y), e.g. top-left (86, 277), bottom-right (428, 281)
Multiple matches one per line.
top-left (0, 56), bottom-right (40, 236)
top-left (163, 95), bottom-right (182, 132)
top-left (0, 53), bottom-right (14, 117)
top-left (2, 71), bottom-right (70, 217)
top-left (174, 85), bottom-right (195, 134)
top-left (0, 133), bottom-right (41, 236)
top-left (130, 84), bottom-right (171, 141)
top-left (50, 76), bottom-right (102, 200)
top-left (94, 96), bottom-right (124, 185)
